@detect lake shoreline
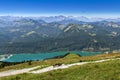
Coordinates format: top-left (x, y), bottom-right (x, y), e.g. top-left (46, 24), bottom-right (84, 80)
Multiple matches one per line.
top-left (1, 51), bottom-right (104, 63)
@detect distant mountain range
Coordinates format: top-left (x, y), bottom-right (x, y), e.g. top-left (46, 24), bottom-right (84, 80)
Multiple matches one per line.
top-left (1, 15), bottom-right (120, 23)
top-left (0, 16), bottom-right (120, 54)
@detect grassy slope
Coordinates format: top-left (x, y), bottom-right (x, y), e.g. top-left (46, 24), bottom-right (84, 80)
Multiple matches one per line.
top-left (1, 59), bottom-right (120, 80)
top-left (0, 53), bottom-right (120, 72)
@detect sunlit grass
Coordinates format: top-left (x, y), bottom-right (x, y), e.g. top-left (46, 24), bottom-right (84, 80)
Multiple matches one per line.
top-left (1, 59), bottom-right (120, 80)
top-left (0, 53), bottom-right (120, 72)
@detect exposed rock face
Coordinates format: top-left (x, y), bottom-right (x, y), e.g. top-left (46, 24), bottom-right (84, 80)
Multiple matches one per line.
top-left (1, 17), bottom-right (120, 54)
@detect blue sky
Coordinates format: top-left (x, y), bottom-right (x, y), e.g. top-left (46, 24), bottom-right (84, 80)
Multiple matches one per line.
top-left (0, 0), bottom-right (120, 17)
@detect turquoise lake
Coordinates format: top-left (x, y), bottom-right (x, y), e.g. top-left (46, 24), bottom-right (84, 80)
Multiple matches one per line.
top-left (1, 51), bottom-right (104, 62)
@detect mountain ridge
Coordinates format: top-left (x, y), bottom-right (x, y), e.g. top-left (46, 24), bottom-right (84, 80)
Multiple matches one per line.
top-left (0, 17), bottom-right (120, 54)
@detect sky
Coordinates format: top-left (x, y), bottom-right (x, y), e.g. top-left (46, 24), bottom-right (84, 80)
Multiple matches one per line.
top-left (0, 0), bottom-right (120, 18)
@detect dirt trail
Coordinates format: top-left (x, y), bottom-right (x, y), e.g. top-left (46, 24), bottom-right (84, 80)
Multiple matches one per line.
top-left (30, 58), bottom-right (120, 74)
top-left (0, 66), bottom-right (40, 77)
top-left (0, 58), bottom-right (120, 77)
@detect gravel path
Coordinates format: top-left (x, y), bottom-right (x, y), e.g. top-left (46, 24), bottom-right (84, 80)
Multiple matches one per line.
top-left (0, 58), bottom-right (120, 77)
top-left (30, 58), bottom-right (120, 74)
top-left (0, 66), bottom-right (40, 77)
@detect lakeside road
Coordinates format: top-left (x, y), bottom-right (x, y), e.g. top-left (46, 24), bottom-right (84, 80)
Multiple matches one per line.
top-left (0, 58), bottom-right (120, 77)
